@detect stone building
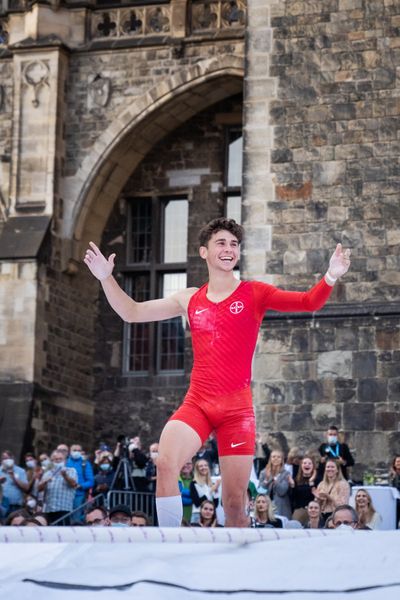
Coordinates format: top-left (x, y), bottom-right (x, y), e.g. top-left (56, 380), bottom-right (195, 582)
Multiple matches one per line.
top-left (0, 0), bottom-right (399, 480)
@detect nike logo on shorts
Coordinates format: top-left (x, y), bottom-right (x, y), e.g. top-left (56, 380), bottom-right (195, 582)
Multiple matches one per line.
top-left (231, 441), bottom-right (246, 448)
top-left (195, 308), bottom-right (208, 315)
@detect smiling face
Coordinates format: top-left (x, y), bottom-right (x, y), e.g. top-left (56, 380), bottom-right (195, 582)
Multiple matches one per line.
top-left (199, 230), bottom-right (240, 273)
top-left (307, 501), bottom-right (321, 519)
top-left (196, 460), bottom-right (210, 477)
top-left (355, 490), bottom-right (370, 509)
top-left (301, 457), bottom-right (314, 476)
top-left (325, 460), bottom-right (338, 479)
top-left (270, 451), bottom-right (283, 468)
top-left (200, 501), bottom-right (215, 522)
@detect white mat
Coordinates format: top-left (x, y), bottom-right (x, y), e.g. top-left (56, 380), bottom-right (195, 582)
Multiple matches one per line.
top-left (0, 529), bottom-right (399, 600)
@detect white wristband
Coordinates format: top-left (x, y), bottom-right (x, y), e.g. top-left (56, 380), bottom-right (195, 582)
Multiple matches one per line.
top-left (325, 271), bottom-right (337, 286)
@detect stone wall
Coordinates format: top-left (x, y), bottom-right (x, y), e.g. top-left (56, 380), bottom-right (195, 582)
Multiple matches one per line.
top-left (0, 260), bottom-right (36, 457)
top-left (245, 0), bottom-right (400, 474)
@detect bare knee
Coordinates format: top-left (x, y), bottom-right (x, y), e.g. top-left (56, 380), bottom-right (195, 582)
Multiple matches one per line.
top-left (156, 454), bottom-right (180, 479)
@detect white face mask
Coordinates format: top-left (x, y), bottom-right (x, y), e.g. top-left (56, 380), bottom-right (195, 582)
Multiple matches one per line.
top-left (41, 459), bottom-right (51, 468)
top-left (2, 458), bottom-right (14, 469)
top-left (150, 452), bottom-right (158, 460)
top-left (70, 451), bottom-right (81, 460)
top-left (27, 499), bottom-right (37, 509)
top-left (328, 435), bottom-right (338, 444)
top-left (335, 524), bottom-right (354, 531)
top-left (128, 444), bottom-right (136, 453)
top-left (53, 462), bottom-right (65, 470)
top-left (26, 460), bottom-right (36, 469)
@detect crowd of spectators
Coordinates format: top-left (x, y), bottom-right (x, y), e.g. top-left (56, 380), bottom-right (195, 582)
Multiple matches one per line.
top-left (1, 426), bottom-right (399, 530)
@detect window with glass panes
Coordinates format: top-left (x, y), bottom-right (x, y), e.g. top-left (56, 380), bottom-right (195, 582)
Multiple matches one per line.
top-left (123, 197), bottom-right (188, 374)
top-left (225, 128), bottom-right (242, 279)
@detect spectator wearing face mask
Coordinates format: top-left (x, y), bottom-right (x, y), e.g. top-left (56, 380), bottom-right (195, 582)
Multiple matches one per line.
top-left (24, 494), bottom-right (40, 517)
top-left (38, 450), bottom-right (78, 524)
top-left (66, 444), bottom-right (95, 513)
top-left (146, 443), bottom-right (159, 493)
top-left (109, 504), bottom-right (132, 527)
top-left (318, 426), bottom-right (354, 480)
top-left (93, 456), bottom-right (115, 499)
top-left (331, 504), bottom-right (361, 530)
top-left (0, 450), bottom-right (29, 515)
top-left (24, 453), bottom-right (44, 499)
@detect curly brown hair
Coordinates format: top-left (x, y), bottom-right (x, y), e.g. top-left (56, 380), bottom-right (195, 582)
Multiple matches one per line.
top-left (198, 218), bottom-right (244, 247)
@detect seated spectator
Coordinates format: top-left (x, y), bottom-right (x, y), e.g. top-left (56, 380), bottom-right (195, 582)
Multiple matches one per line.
top-left (331, 504), bottom-right (360, 530)
top-left (318, 425), bottom-right (354, 480)
top-left (93, 455), bottom-right (115, 499)
top-left (390, 455), bottom-right (400, 528)
top-left (291, 456), bottom-right (321, 525)
top-left (66, 444), bottom-right (95, 515)
top-left (39, 450), bottom-right (78, 524)
top-left (6, 509), bottom-right (30, 526)
top-left (191, 500), bottom-right (221, 528)
top-left (109, 504), bottom-right (132, 527)
top-left (190, 459), bottom-right (220, 524)
top-left (85, 505), bottom-right (109, 526)
top-left (258, 449), bottom-right (293, 519)
top-left (132, 511), bottom-right (150, 526)
top-left (179, 460), bottom-right (194, 523)
top-left (0, 450), bottom-right (29, 515)
top-left (250, 494), bottom-right (282, 528)
top-left (354, 489), bottom-right (382, 530)
top-left (21, 517), bottom-right (44, 527)
top-left (146, 443), bottom-right (159, 493)
top-left (313, 458), bottom-right (350, 523)
top-left (284, 447), bottom-right (303, 479)
top-left (304, 500), bottom-right (324, 529)
top-left (390, 455), bottom-right (400, 490)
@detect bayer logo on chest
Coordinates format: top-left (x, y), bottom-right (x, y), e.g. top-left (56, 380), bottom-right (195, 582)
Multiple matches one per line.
top-left (229, 300), bottom-right (244, 315)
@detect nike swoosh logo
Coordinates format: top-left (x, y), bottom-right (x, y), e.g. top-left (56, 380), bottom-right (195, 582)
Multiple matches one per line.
top-left (231, 442), bottom-right (246, 448)
top-left (195, 308), bottom-right (208, 315)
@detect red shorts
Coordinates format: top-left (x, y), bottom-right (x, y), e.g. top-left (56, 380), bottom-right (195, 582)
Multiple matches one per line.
top-left (169, 386), bottom-right (255, 456)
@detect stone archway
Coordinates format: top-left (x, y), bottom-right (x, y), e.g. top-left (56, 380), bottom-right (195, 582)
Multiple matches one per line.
top-left (63, 55), bottom-right (244, 261)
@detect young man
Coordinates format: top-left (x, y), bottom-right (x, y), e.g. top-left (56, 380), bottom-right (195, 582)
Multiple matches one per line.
top-left (84, 217), bottom-right (351, 527)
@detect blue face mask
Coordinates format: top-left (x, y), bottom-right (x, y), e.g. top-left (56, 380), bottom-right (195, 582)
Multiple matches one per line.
top-left (100, 463), bottom-right (111, 471)
top-left (111, 522), bottom-right (130, 527)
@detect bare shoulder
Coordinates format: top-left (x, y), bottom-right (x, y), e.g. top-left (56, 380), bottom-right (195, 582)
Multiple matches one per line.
top-left (174, 287), bottom-right (199, 312)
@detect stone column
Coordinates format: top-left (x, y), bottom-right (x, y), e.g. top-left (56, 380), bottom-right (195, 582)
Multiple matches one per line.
top-left (241, 0), bottom-right (279, 281)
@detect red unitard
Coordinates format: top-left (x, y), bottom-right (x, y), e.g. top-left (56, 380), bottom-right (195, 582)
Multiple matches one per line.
top-left (169, 278), bottom-right (333, 455)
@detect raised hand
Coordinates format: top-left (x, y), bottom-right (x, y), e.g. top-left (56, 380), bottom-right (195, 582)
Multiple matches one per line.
top-left (84, 242), bottom-right (116, 281)
top-left (327, 243), bottom-right (351, 280)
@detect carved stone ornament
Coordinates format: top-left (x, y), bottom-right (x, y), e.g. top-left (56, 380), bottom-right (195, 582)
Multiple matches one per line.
top-left (88, 74), bottom-right (112, 110)
top-left (22, 60), bottom-right (50, 108)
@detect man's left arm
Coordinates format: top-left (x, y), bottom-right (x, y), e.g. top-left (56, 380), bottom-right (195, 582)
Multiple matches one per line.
top-left (342, 444), bottom-right (355, 467)
top-left (265, 243), bottom-right (351, 313)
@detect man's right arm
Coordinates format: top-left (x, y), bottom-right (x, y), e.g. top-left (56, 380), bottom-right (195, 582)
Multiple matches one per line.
top-left (84, 242), bottom-right (196, 322)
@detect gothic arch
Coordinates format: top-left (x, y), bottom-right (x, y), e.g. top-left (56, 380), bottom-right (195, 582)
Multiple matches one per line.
top-left (63, 55), bottom-right (244, 259)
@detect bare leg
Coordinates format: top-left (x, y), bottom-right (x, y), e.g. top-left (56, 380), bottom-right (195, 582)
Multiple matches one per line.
top-left (156, 420), bottom-right (202, 498)
top-left (219, 455), bottom-right (253, 527)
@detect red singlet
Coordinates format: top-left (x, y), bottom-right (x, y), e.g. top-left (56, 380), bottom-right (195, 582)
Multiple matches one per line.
top-left (169, 278), bottom-right (333, 455)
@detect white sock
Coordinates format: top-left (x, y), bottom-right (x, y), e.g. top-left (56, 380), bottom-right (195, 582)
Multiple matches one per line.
top-left (156, 495), bottom-right (183, 527)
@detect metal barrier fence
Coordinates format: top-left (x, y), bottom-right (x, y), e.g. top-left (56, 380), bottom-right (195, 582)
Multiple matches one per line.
top-left (51, 490), bottom-right (157, 526)
top-left (107, 490), bottom-right (157, 526)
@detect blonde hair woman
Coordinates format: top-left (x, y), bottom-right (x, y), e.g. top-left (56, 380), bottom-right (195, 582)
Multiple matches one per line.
top-left (354, 488), bottom-right (382, 530)
top-left (189, 459), bottom-right (220, 524)
top-left (313, 458), bottom-right (350, 522)
top-left (258, 449), bottom-right (293, 519)
top-left (251, 494), bottom-right (283, 528)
